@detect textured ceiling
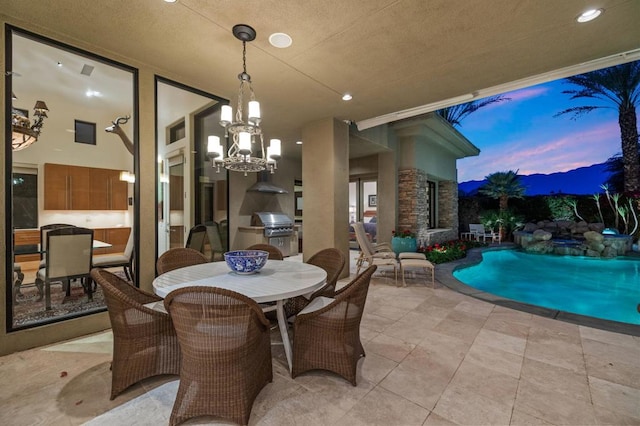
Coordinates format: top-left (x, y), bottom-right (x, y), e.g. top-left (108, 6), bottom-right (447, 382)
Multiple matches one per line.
top-left (2, 0), bottom-right (639, 157)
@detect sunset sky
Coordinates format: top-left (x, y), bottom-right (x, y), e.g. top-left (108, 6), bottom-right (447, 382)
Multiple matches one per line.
top-left (456, 78), bottom-right (626, 183)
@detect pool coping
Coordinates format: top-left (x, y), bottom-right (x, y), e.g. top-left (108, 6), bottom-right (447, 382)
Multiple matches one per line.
top-left (436, 244), bottom-right (640, 337)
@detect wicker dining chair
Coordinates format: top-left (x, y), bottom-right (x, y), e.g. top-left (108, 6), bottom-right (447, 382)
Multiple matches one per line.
top-left (164, 286), bottom-right (273, 426)
top-left (245, 243), bottom-right (284, 260)
top-left (292, 265), bottom-right (376, 386)
top-left (284, 247), bottom-right (346, 318)
top-left (90, 268), bottom-right (180, 400)
top-left (156, 247), bottom-right (208, 275)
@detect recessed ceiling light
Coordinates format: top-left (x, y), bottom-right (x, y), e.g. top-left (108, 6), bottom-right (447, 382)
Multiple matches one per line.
top-left (269, 32), bottom-right (292, 48)
top-left (86, 90), bottom-right (102, 97)
top-left (342, 93), bottom-right (353, 101)
top-left (576, 8), bottom-right (603, 23)
top-left (296, 141), bottom-right (303, 145)
top-left (56, 61), bottom-right (63, 67)
top-left (164, 0), bottom-right (177, 3)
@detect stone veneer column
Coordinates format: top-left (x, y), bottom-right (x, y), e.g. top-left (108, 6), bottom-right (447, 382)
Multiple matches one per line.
top-left (438, 180), bottom-right (457, 229)
top-left (397, 168), bottom-right (430, 239)
top-left (301, 118), bottom-right (350, 277)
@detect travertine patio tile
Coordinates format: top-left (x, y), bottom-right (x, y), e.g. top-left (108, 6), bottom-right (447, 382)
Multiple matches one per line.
top-left (360, 312), bottom-right (395, 333)
top-left (582, 337), bottom-right (640, 367)
top-left (413, 301), bottom-right (451, 321)
top-left (520, 357), bottom-right (591, 403)
top-left (529, 317), bottom-right (581, 343)
top-left (423, 412), bottom-right (458, 425)
top-left (401, 346), bottom-right (462, 382)
top-left (382, 317), bottom-right (440, 345)
top-left (432, 316), bottom-right (482, 344)
top-left (379, 363), bottom-right (450, 410)
top-left (588, 375), bottom-right (640, 420)
top-left (453, 299), bottom-right (494, 317)
top-left (359, 326), bottom-right (379, 344)
top-left (338, 386), bottom-right (429, 426)
top-left (254, 385), bottom-right (348, 426)
top-left (509, 409), bottom-right (555, 425)
top-left (490, 305), bottom-right (533, 325)
top-left (286, 370), bottom-right (372, 414)
top-left (448, 360), bottom-right (518, 406)
top-left (357, 351), bottom-right (398, 385)
top-left (432, 384), bottom-right (513, 425)
top-left (514, 377), bottom-right (597, 425)
top-left (593, 405), bottom-right (640, 426)
top-left (579, 325), bottom-right (639, 348)
top-left (473, 328), bottom-right (526, 356)
top-left (368, 304), bottom-right (409, 321)
top-left (524, 340), bottom-right (586, 374)
top-left (365, 333), bottom-right (415, 363)
top-left (483, 316), bottom-right (531, 339)
top-left (584, 354), bottom-right (640, 390)
top-left (463, 342), bottom-right (523, 379)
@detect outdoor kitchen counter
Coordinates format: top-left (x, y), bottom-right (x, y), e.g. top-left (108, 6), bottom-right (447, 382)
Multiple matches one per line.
top-left (236, 225), bottom-right (300, 256)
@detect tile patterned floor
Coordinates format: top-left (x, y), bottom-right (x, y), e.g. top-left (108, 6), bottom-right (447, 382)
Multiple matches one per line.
top-left (1, 252), bottom-right (639, 425)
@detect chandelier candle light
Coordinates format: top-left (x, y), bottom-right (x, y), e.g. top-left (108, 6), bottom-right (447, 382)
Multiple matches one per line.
top-left (11, 92), bottom-right (49, 151)
top-left (208, 24), bottom-right (282, 176)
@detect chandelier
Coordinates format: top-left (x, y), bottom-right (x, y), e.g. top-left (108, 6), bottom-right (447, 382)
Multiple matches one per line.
top-left (11, 92), bottom-right (49, 151)
top-left (207, 24), bottom-right (281, 176)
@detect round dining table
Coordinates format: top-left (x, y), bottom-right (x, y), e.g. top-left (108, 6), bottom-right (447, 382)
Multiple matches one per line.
top-left (152, 259), bottom-right (327, 371)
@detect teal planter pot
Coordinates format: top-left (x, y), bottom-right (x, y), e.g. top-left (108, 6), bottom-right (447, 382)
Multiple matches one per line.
top-left (391, 237), bottom-right (417, 254)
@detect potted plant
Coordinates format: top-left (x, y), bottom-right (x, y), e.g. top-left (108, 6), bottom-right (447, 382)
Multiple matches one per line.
top-left (391, 229), bottom-right (417, 254)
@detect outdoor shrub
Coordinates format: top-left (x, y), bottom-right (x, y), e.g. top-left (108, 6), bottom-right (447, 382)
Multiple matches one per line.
top-left (545, 195), bottom-right (576, 221)
top-left (418, 239), bottom-right (486, 264)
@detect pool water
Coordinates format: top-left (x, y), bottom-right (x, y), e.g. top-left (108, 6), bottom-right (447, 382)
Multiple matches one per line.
top-left (453, 250), bottom-right (640, 325)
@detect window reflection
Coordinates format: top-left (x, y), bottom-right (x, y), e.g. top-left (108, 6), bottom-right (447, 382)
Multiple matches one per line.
top-left (155, 78), bottom-right (228, 262)
top-left (9, 30), bottom-right (136, 330)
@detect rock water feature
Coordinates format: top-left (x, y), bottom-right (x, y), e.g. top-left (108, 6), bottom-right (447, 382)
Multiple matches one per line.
top-left (514, 228), bottom-right (633, 258)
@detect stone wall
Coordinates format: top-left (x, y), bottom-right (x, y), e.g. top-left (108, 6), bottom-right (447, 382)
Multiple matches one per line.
top-left (398, 169), bottom-right (429, 234)
top-left (514, 229), bottom-right (633, 258)
top-left (438, 180), bottom-right (457, 231)
top-left (397, 169), bottom-right (459, 246)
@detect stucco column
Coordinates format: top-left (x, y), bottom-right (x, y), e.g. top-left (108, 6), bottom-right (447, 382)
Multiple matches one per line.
top-left (301, 118), bottom-right (349, 276)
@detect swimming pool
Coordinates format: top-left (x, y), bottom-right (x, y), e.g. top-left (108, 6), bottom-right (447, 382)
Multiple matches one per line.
top-left (453, 249), bottom-right (640, 325)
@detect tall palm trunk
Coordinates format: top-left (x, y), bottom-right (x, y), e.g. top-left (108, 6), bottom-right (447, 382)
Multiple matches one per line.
top-left (619, 105), bottom-right (640, 193)
top-left (499, 195), bottom-right (509, 212)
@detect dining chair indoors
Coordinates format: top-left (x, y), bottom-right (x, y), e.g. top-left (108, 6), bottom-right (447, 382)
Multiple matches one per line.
top-left (92, 227), bottom-right (134, 281)
top-left (284, 247), bottom-right (346, 318)
top-left (245, 243), bottom-right (284, 260)
top-left (185, 224), bottom-right (207, 254)
top-left (38, 223), bottom-right (76, 268)
top-left (35, 227), bottom-right (94, 310)
top-left (164, 286), bottom-right (273, 426)
top-left (90, 268), bottom-right (180, 400)
top-left (156, 247), bottom-right (208, 275)
top-left (292, 265), bottom-right (376, 386)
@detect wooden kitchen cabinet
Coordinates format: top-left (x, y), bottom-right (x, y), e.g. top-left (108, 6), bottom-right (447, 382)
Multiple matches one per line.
top-left (44, 163), bottom-right (91, 210)
top-left (90, 168), bottom-right (128, 210)
top-left (45, 163), bottom-right (127, 210)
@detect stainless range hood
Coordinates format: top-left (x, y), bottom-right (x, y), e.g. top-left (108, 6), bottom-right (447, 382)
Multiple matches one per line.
top-left (247, 171), bottom-right (288, 194)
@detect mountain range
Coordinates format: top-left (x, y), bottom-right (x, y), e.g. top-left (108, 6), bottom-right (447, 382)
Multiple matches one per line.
top-left (458, 162), bottom-right (612, 196)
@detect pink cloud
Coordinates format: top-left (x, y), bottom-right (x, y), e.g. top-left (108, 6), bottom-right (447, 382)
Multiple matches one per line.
top-left (504, 86), bottom-right (549, 102)
top-left (458, 120), bottom-right (621, 181)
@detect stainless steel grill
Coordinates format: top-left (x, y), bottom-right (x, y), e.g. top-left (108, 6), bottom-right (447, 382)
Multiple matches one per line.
top-left (251, 212), bottom-right (294, 257)
top-left (251, 212), bottom-right (294, 237)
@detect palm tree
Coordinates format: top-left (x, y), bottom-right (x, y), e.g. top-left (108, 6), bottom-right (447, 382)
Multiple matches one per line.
top-left (555, 61), bottom-right (640, 193)
top-left (436, 95), bottom-right (510, 127)
top-left (478, 170), bottom-right (525, 212)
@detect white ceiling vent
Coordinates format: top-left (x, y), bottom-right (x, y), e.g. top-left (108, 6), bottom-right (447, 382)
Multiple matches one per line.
top-left (80, 64), bottom-right (94, 76)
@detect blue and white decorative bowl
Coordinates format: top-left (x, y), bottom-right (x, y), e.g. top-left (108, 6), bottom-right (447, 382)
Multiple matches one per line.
top-left (224, 250), bottom-right (269, 274)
